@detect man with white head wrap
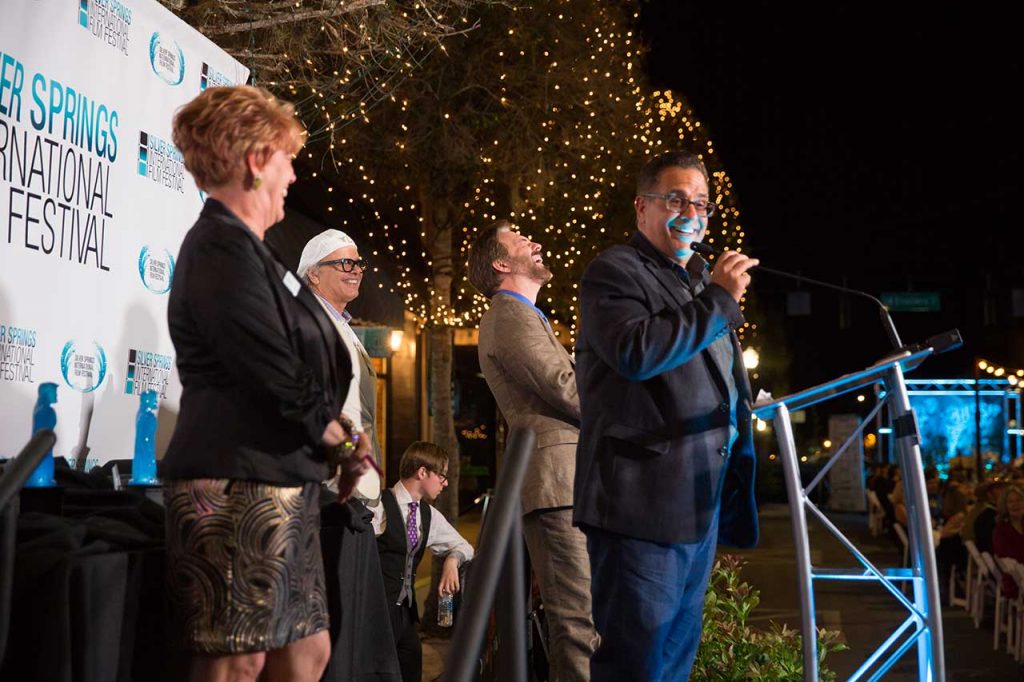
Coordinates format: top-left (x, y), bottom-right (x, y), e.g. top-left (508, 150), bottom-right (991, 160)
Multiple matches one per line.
top-left (299, 229), bottom-right (382, 501)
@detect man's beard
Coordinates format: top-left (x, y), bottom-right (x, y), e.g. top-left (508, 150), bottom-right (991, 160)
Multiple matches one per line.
top-left (511, 254), bottom-right (553, 284)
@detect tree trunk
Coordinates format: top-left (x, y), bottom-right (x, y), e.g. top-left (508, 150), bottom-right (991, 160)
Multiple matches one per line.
top-left (429, 320), bottom-right (458, 521)
top-left (421, 185), bottom-right (460, 523)
top-left (421, 190), bottom-right (459, 634)
top-left (423, 318), bottom-right (456, 637)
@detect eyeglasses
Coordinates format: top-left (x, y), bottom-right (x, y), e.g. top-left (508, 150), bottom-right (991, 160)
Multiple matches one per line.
top-left (431, 470), bottom-right (449, 484)
top-left (319, 257), bottom-right (368, 273)
top-left (640, 193), bottom-right (716, 218)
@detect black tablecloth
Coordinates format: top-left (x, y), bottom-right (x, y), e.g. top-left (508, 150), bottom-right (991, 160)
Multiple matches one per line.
top-left (0, 478), bottom-right (401, 682)
top-left (2, 490), bottom-right (189, 682)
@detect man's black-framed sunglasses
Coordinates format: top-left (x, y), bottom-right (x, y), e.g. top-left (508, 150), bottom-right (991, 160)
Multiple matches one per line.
top-left (319, 257), bottom-right (368, 273)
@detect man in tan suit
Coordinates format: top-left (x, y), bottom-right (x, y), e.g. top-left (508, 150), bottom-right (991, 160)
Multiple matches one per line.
top-left (468, 221), bottom-right (596, 681)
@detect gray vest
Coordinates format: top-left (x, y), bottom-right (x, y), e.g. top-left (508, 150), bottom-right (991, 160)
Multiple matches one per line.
top-left (378, 490), bottom-right (432, 610)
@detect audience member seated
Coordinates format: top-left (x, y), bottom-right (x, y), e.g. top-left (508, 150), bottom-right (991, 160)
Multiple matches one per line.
top-left (992, 485), bottom-right (1024, 598)
top-left (941, 472), bottom-right (971, 520)
top-left (964, 480), bottom-right (1006, 553)
top-left (373, 442), bottom-right (474, 682)
top-left (866, 463), bottom-right (885, 494)
top-left (878, 466), bottom-right (899, 531)
top-left (934, 511), bottom-right (966, 605)
top-left (889, 471), bottom-right (966, 600)
top-left (924, 466), bottom-right (942, 521)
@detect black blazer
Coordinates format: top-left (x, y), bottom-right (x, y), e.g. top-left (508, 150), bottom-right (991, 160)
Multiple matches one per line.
top-left (160, 199), bottom-right (352, 485)
top-left (573, 232), bottom-right (758, 548)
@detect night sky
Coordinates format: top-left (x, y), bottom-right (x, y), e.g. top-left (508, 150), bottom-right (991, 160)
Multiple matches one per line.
top-left (640, 1), bottom-right (1022, 389)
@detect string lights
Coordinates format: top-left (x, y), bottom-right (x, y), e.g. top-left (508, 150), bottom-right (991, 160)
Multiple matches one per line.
top-left (977, 359), bottom-right (1024, 387)
top-left (168, 1), bottom-right (753, 345)
top-left (289, 0), bottom-right (752, 348)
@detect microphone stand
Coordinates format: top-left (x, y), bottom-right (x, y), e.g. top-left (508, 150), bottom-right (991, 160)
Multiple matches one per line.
top-left (700, 239), bottom-right (962, 680)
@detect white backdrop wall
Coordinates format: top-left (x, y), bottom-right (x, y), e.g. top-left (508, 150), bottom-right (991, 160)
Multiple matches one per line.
top-left (0, 0), bottom-right (247, 466)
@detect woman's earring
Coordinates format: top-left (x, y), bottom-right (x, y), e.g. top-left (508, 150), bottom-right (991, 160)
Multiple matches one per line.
top-left (252, 175), bottom-right (263, 190)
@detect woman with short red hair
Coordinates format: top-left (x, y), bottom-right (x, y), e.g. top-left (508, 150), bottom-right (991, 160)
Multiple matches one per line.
top-left (162, 85), bottom-right (368, 682)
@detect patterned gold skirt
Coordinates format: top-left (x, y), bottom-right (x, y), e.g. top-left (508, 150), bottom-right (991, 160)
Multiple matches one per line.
top-left (163, 479), bottom-right (329, 653)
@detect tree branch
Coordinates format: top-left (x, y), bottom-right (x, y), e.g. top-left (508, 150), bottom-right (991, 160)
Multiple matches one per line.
top-left (203, 1), bottom-right (385, 36)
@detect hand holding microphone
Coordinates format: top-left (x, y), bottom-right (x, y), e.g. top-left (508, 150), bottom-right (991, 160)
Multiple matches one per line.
top-left (705, 247), bottom-right (759, 302)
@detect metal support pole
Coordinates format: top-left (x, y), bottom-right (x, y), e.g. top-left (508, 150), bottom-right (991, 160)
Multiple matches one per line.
top-left (773, 403), bottom-right (818, 682)
top-left (1011, 395), bottom-right (1019, 458)
top-left (442, 427), bottom-right (535, 682)
top-left (874, 386), bottom-right (885, 464)
top-left (496, 513), bottom-right (527, 682)
top-left (974, 362), bottom-right (982, 480)
top-left (1003, 392), bottom-right (1011, 465)
top-left (912, 574), bottom-right (929, 678)
top-left (885, 363), bottom-right (944, 681)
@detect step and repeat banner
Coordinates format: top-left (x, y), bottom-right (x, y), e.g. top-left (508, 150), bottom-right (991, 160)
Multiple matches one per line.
top-left (0, 0), bottom-right (247, 466)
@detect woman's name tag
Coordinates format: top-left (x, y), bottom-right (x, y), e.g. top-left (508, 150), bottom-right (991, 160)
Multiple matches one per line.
top-left (282, 271), bottom-right (301, 297)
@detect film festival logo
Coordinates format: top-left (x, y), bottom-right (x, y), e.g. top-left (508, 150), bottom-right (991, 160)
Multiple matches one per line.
top-left (124, 348), bottom-right (172, 398)
top-left (148, 31), bottom-right (185, 86)
top-left (60, 340), bottom-right (108, 393)
top-left (0, 323), bottom-right (37, 384)
top-left (138, 131), bottom-right (185, 194)
top-left (138, 245), bottom-right (175, 294)
top-left (200, 63), bottom-right (235, 92)
top-left (77, 0), bottom-right (133, 56)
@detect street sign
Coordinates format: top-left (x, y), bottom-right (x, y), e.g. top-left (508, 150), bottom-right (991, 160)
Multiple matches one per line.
top-left (881, 291), bottom-right (941, 312)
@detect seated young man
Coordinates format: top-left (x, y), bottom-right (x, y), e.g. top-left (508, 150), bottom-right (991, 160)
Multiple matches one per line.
top-left (372, 441), bottom-right (474, 682)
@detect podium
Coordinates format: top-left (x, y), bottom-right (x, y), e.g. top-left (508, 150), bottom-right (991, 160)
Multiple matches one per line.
top-left (754, 331), bottom-right (961, 682)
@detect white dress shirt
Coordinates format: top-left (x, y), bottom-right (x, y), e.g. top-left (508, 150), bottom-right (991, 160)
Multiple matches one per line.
top-left (312, 292), bottom-right (368, 429)
top-left (313, 292), bottom-right (382, 500)
top-left (371, 481), bottom-right (475, 564)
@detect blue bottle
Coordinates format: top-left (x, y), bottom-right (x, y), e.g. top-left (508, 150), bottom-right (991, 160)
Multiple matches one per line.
top-left (129, 390), bottom-right (159, 485)
top-left (25, 382), bottom-right (58, 487)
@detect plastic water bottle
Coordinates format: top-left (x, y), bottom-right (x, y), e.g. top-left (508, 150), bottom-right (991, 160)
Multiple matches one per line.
top-left (25, 383), bottom-right (58, 487)
top-left (129, 390), bottom-right (159, 485)
top-left (438, 591), bottom-right (454, 628)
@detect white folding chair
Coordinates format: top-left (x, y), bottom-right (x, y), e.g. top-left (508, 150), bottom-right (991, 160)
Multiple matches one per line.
top-left (948, 559), bottom-right (969, 610)
top-left (995, 557), bottom-right (1022, 657)
top-left (983, 552), bottom-right (1010, 651)
top-left (965, 540), bottom-right (996, 627)
top-left (1007, 561), bottom-right (1024, 659)
top-left (963, 540), bottom-right (981, 614)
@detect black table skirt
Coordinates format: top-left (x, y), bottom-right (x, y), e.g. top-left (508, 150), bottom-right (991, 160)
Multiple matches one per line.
top-left (1, 486), bottom-right (400, 682)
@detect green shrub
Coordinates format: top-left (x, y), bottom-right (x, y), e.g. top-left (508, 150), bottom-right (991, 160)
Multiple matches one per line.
top-left (692, 555), bottom-right (847, 681)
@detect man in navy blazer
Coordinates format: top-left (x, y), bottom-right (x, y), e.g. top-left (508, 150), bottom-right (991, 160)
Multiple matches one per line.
top-left (574, 150), bottom-right (760, 681)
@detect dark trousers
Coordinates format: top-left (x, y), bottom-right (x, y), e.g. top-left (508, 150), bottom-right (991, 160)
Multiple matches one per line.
top-left (584, 514), bottom-right (719, 682)
top-left (388, 601), bottom-right (421, 682)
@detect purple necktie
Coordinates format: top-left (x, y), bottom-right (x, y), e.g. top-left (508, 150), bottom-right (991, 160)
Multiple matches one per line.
top-left (407, 501), bottom-right (419, 548)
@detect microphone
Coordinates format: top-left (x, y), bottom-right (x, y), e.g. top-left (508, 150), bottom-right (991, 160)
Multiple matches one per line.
top-left (690, 241), bottom-right (904, 350)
